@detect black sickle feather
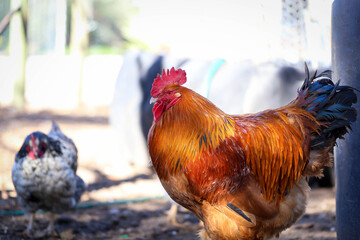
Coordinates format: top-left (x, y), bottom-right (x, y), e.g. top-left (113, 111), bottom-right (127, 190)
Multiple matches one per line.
top-left (298, 63), bottom-right (357, 146)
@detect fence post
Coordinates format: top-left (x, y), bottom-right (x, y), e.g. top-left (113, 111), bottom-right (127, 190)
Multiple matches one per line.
top-left (9, 0), bottom-right (27, 108)
top-left (332, 0), bottom-right (360, 239)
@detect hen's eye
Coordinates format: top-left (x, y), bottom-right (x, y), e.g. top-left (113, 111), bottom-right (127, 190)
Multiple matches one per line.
top-left (168, 92), bottom-right (171, 95)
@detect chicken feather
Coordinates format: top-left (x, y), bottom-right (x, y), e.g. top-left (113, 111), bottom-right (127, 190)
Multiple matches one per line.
top-left (12, 121), bottom-right (85, 236)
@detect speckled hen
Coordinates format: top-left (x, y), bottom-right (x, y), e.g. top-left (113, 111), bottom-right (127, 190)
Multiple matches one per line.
top-left (12, 121), bottom-right (86, 236)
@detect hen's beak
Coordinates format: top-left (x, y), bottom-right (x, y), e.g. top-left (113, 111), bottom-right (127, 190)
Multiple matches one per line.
top-left (150, 97), bottom-right (157, 104)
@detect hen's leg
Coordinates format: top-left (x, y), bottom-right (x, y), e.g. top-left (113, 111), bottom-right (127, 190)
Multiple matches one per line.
top-left (23, 212), bottom-right (35, 235)
top-left (44, 213), bottom-right (56, 236)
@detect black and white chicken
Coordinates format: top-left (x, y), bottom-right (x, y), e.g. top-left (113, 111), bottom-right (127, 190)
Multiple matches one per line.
top-left (12, 121), bottom-right (86, 235)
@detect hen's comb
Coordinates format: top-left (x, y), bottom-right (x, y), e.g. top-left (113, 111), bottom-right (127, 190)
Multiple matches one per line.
top-left (151, 67), bottom-right (187, 97)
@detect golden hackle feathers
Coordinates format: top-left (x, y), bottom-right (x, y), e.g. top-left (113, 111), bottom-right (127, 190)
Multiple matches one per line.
top-left (149, 87), bottom-right (236, 179)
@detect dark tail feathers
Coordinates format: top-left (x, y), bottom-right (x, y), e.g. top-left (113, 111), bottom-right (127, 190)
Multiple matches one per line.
top-left (298, 63), bottom-right (357, 144)
top-left (74, 175), bottom-right (86, 203)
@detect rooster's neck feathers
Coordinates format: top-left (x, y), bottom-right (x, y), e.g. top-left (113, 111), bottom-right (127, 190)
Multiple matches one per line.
top-left (149, 87), bottom-right (235, 176)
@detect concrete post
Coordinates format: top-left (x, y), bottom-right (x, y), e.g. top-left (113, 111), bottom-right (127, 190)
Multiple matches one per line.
top-left (332, 0), bottom-right (360, 239)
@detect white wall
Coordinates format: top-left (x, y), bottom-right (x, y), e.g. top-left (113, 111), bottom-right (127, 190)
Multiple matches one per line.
top-left (0, 57), bottom-right (18, 105)
top-left (3, 55), bottom-right (121, 109)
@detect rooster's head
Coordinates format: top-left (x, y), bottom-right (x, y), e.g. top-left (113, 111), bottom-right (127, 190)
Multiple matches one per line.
top-left (150, 67), bottom-right (187, 122)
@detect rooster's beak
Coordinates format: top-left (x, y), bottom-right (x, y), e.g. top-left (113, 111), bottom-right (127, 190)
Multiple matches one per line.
top-left (150, 97), bottom-right (157, 104)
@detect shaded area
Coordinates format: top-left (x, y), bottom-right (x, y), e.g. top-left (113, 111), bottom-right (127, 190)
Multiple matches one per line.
top-left (0, 107), bottom-right (109, 126)
top-left (0, 191), bottom-right (336, 240)
top-left (86, 170), bottom-right (154, 192)
top-left (0, 197), bottom-right (199, 240)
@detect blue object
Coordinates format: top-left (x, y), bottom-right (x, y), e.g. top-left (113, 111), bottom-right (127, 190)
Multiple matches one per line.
top-left (204, 58), bottom-right (226, 98)
top-left (332, 0), bottom-right (360, 239)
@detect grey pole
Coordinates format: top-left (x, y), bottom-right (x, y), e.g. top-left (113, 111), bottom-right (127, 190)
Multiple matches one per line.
top-left (332, 0), bottom-right (360, 239)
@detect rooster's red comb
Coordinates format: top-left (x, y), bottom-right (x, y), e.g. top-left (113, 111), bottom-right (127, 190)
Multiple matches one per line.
top-left (151, 67), bottom-right (187, 97)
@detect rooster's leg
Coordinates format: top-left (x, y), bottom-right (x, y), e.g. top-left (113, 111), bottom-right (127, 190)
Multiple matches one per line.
top-left (166, 204), bottom-right (202, 230)
top-left (44, 213), bottom-right (56, 236)
top-left (166, 203), bottom-right (181, 227)
top-left (23, 212), bottom-right (35, 235)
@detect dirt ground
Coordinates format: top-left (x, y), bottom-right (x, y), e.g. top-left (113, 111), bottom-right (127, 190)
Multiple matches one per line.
top-left (0, 106), bottom-right (336, 240)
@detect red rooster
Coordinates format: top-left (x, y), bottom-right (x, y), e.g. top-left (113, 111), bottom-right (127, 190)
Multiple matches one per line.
top-left (147, 66), bottom-right (357, 239)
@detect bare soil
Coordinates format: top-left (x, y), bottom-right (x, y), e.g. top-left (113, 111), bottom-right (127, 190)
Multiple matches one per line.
top-left (0, 106), bottom-right (336, 239)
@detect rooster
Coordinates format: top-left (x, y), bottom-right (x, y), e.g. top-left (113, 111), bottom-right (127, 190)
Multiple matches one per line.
top-left (12, 122), bottom-right (86, 236)
top-left (147, 66), bottom-right (357, 239)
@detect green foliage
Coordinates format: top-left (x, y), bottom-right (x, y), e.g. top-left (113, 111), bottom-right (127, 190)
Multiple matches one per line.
top-left (90, 0), bottom-right (141, 52)
top-left (0, 0), bottom-right (10, 53)
top-left (87, 45), bottom-right (123, 55)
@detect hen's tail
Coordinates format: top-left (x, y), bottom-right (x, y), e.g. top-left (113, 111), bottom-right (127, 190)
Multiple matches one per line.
top-left (295, 63), bottom-right (357, 176)
top-left (74, 175), bottom-right (86, 203)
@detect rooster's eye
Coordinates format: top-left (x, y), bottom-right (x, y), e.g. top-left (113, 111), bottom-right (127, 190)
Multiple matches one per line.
top-left (168, 92), bottom-right (171, 95)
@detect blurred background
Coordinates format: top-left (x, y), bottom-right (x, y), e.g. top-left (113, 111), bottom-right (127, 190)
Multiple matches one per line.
top-left (0, 0), bottom-right (332, 109)
top-left (0, 0), bottom-right (337, 239)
